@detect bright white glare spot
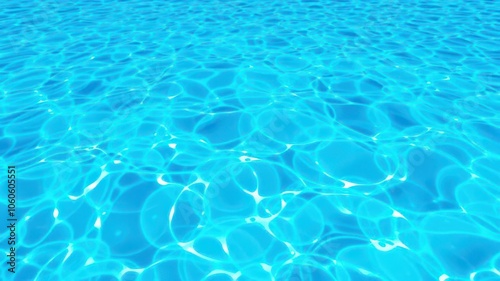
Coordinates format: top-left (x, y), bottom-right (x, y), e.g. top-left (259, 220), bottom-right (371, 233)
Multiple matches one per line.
top-left (439, 274), bottom-right (449, 281)
top-left (242, 189), bottom-right (263, 204)
top-left (260, 263), bottom-right (272, 272)
top-left (359, 268), bottom-right (371, 275)
top-left (371, 240), bottom-right (395, 251)
top-left (157, 175), bottom-right (168, 185)
top-left (85, 257), bottom-right (95, 266)
top-left (239, 155), bottom-right (259, 162)
top-left (94, 217), bottom-right (102, 229)
top-left (84, 171), bottom-right (109, 193)
top-left (341, 180), bottom-right (357, 188)
top-left (63, 244), bottom-right (73, 262)
top-left (220, 239), bottom-right (229, 255)
top-left (53, 208), bottom-right (59, 218)
top-left (370, 239), bottom-right (408, 251)
top-left (338, 207), bottom-right (352, 215)
top-left (169, 206), bottom-right (175, 222)
top-left (119, 267), bottom-right (145, 277)
top-left (392, 210), bottom-right (405, 219)
top-left (168, 143), bottom-right (177, 149)
top-left (189, 176), bottom-right (209, 188)
top-left (207, 270), bottom-right (241, 279)
top-left (113, 160), bottom-right (121, 164)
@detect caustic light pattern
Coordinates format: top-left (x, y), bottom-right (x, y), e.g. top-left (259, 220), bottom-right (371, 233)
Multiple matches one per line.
top-left (1, 0), bottom-right (500, 281)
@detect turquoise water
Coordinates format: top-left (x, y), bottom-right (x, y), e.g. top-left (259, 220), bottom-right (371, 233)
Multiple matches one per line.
top-left (1, 0), bottom-right (500, 280)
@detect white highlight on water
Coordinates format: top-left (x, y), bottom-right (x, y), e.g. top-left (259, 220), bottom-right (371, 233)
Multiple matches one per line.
top-left (370, 239), bottom-right (409, 252)
top-left (239, 155), bottom-right (260, 162)
top-left (340, 180), bottom-right (358, 189)
top-left (207, 270), bottom-right (241, 280)
top-left (119, 266), bottom-right (145, 278)
top-left (219, 237), bottom-right (230, 255)
top-left (439, 274), bottom-right (450, 281)
top-left (392, 210), bottom-right (406, 219)
top-left (157, 174), bottom-right (168, 185)
top-left (94, 217), bottom-right (102, 229)
top-left (69, 165), bottom-right (109, 200)
top-left (338, 207), bottom-right (352, 215)
top-left (84, 257), bottom-right (95, 266)
top-left (63, 244), bottom-right (73, 262)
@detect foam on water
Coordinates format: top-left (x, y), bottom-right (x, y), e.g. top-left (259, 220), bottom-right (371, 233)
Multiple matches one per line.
top-left (1, 0), bottom-right (500, 280)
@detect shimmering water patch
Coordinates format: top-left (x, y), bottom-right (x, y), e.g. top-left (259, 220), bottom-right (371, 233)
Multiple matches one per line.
top-left (1, 0), bottom-right (500, 281)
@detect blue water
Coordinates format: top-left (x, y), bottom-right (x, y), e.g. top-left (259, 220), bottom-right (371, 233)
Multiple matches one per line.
top-left (1, 0), bottom-right (500, 280)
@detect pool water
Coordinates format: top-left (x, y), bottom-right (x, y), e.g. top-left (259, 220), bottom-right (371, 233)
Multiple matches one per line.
top-left (1, 0), bottom-right (500, 280)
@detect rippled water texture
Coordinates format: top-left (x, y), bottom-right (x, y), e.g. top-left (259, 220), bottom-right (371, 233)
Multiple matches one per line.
top-left (1, 0), bottom-right (500, 280)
